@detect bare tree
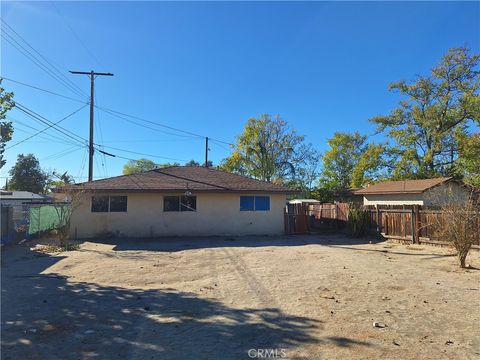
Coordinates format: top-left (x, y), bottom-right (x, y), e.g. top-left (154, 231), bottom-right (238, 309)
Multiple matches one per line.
top-left (436, 191), bottom-right (479, 268)
top-left (53, 186), bottom-right (85, 247)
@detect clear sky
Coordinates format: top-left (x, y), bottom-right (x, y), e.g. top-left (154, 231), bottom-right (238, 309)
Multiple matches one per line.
top-left (1, 1), bottom-right (479, 182)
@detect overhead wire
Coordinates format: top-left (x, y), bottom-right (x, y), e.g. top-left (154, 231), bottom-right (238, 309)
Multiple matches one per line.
top-left (1, 18), bottom-right (87, 98)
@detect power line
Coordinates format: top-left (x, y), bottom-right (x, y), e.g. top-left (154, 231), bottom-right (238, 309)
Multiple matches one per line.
top-left (1, 76), bottom-right (234, 145)
top-left (6, 104), bottom-right (88, 149)
top-left (1, 18), bottom-right (87, 98)
top-left (1, 77), bottom-right (87, 104)
top-left (50, 1), bottom-right (104, 67)
top-left (13, 102), bottom-right (187, 162)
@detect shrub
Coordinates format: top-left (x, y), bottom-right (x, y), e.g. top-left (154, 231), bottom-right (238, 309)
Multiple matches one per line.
top-left (347, 206), bottom-right (369, 237)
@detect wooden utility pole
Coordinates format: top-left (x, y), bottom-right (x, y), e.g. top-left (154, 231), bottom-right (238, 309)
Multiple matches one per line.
top-left (70, 70), bottom-right (113, 181)
top-left (205, 136), bottom-right (209, 167)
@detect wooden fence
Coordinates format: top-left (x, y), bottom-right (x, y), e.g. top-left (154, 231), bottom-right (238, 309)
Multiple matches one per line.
top-left (285, 202), bottom-right (480, 246)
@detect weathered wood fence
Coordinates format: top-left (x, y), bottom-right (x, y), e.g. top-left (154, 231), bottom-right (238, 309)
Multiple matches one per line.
top-left (285, 202), bottom-right (480, 247)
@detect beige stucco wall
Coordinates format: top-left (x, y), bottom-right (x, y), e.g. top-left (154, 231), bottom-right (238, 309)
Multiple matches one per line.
top-left (362, 182), bottom-right (469, 207)
top-left (363, 193), bottom-right (424, 206)
top-left (70, 192), bottom-right (287, 239)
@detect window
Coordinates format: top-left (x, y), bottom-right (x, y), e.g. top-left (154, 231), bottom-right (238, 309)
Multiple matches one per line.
top-left (255, 196), bottom-right (270, 211)
top-left (91, 196), bottom-right (127, 212)
top-left (164, 196), bottom-right (197, 212)
top-left (92, 196), bottom-right (109, 212)
top-left (180, 196), bottom-right (196, 212)
top-left (109, 196), bottom-right (128, 212)
top-left (240, 196), bottom-right (255, 211)
top-left (240, 196), bottom-right (270, 211)
top-left (164, 196), bottom-right (180, 212)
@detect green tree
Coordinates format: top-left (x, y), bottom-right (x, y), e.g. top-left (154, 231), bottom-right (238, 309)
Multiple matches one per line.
top-left (319, 132), bottom-right (386, 193)
top-left (8, 154), bottom-right (49, 193)
top-left (0, 79), bottom-right (15, 169)
top-left (122, 158), bottom-right (157, 175)
top-left (456, 133), bottom-right (480, 187)
top-left (47, 170), bottom-right (75, 190)
top-left (221, 114), bottom-right (317, 183)
top-left (370, 47), bottom-right (480, 179)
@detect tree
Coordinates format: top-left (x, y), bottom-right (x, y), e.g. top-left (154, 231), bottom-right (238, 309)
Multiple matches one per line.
top-left (436, 193), bottom-right (479, 268)
top-left (185, 160), bottom-right (200, 167)
top-left (221, 114), bottom-right (317, 183)
top-left (370, 47), bottom-right (480, 179)
top-left (8, 154), bottom-right (49, 193)
top-left (319, 132), bottom-right (386, 193)
top-left (455, 133), bottom-right (480, 187)
top-left (122, 158), bottom-right (157, 175)
top-left (47, 170), bottom-right (75, 191)
top-left (0, 79), bottom-right (15, 169)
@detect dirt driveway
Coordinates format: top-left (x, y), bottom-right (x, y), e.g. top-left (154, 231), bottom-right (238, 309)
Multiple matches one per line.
top-left (1, 235), bottom-right (479, 360)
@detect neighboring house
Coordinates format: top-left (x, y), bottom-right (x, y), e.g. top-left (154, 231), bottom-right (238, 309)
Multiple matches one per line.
top-left (288, 199), bottom-right (321, 205)
top-left (0, 190), bottom-right (52, 224)
top-left (65, 166), bottom-right (297, 238)
top-left (355, 177), bottom-right (471, 207)
top-left (0, 190), bottom-right (52, 206)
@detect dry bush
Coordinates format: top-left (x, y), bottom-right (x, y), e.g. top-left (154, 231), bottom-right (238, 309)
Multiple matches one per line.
top-left (436, 193), bottom-right (479, 268)
top-left (53, 186), bottom-right (85, 246)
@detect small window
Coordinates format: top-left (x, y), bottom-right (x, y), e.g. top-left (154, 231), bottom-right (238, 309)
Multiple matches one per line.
top-left (255, 196), bottom-right (270, 211)
top-left (180, 196), bottom-right (196, 211)
top-left (110, 196), bottom-right (127, 212)
top-left (91, 196), bottom-right (109, 212)
top-left (164, 196), bottom-right (180, 212)
top-left (240, 196), bottom-right (255, 211)
top-left (240, 196), bottom-right (270, 211)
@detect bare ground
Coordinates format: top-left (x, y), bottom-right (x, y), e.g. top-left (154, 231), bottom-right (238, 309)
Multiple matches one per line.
top-left (1, 235), bottom-right (479, 360)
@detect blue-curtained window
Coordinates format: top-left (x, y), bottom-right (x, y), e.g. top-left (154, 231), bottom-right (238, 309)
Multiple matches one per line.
top-left (255, 196), bottom-right (270, 211)
top-left (240, 196), bottom-right (255, 211)
top-left (240, 196), bottom-right (270, 211)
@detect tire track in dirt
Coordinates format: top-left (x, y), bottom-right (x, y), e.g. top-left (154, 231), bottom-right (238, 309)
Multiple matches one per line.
top-left (221, 247), bottom-right (279, 308)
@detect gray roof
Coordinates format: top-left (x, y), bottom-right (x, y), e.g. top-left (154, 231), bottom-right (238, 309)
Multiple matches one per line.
top-left (0, 191), bottom-right (50, 200)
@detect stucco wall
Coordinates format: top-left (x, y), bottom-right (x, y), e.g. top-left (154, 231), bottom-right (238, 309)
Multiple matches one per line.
top-left (70, 192), bottom-right (287, 238)
top-left (362, 182), bottom-right (469, 207)
top-left (363, 193), bottom-right (425, 206)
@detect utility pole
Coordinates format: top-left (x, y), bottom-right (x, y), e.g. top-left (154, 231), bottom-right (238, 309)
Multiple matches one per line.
top-left (70, 70), bottom-right (113, 181)
top-left (205, 137), bottom-right (209, 167)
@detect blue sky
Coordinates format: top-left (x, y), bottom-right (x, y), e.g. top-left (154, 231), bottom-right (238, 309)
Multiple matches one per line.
top-left (1, 1), bottom-right (479, 181)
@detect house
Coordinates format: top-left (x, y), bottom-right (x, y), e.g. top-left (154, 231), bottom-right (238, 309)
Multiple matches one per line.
top-left (0, 190), bottom-right (52, 207)
top-left (0, 191), bottom-right (52, 222)
top-left (354, 177), bottom-right (471, 207)
top-left (65, 166), bottom-right (297, 238)
top-left (288, 199), bottom-right (321, 205)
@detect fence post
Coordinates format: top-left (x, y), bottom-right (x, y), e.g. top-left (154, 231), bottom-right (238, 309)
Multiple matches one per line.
top-left (414, 205), bottom-right (421, 245)
top-left (376, 206), bottom-right (381, 240)
top-left (410, 208), bottom-right (416, 244)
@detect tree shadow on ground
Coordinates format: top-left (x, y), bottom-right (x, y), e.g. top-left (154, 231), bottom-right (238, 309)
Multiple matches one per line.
top-left (92, 234), bottom-right (376, 253)
top-left (0, 246), bottom-right (374, 360)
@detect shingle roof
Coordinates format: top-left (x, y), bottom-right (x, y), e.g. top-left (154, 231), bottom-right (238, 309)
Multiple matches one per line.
top-left (355, 177), bottom-right (452, 195)
top-left (67, 166), bottom-right (297, 193)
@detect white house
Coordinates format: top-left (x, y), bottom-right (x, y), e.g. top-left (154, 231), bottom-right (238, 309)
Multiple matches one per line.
top-left (355, 177), bottom-right (471, 207)
top-left (65, 166), bottom-right (297, 239)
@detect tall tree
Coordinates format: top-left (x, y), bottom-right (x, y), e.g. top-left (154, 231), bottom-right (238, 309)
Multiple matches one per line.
top-left (370, 47), bottom-right (479, 179)
top-left (8, 154), bottom-right (49, 194)
top-left (0, 79), bottom-right (15, 169)
top-left (221, 114), bottom-right (317, 183)
top-left (122, 158), bottom-right (157, 175)
top-left (320, 132), bottom-right (386, 192)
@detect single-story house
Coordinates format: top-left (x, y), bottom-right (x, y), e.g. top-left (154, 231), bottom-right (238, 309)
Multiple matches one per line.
top-left (0, 190), bottom-right (52, 206)
top-left (355, 177), bottom-right (471, 207)
top-left (288, 199), bottom-right (321, 205)
top-left (65, 166), bottom-right (297, 238)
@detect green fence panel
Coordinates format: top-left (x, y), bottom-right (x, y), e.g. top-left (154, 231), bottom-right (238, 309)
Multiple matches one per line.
top-left (28, 205), bottom-right (71, 235)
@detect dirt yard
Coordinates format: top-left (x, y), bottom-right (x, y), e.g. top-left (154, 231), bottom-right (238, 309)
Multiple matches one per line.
top-left (1, 235), bottom-right (479, 360)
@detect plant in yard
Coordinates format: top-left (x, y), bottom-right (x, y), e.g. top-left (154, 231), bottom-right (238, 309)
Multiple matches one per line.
top-left (52, 186), bottom-right (85, 248)
top-left (436, 193), bottom-right (479, 268)
top-left (347, 205), bottom-right (370, 237)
